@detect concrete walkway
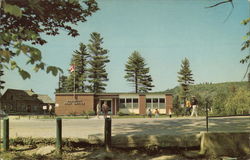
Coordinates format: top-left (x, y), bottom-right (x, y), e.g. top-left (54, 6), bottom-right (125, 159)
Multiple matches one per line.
top-left (4, 116), bottom-right (250, 139)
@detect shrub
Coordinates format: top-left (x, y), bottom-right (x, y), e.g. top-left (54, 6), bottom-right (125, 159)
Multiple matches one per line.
top-left (86, 110), bottom-right (95, 116)
top-left (117, 111), bottom-right (127, 116)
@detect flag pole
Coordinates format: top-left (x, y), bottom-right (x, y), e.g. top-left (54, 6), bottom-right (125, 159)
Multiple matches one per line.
top-left (74, 62), bottom-right (76, 99)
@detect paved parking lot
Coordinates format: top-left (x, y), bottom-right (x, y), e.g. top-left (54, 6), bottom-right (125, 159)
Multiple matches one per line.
top-left (2, 116), bottom-right (250, 139)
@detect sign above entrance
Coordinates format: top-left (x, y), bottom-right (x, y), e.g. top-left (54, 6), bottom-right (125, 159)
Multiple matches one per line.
top-left (64, 100), bottom-right (85, 105)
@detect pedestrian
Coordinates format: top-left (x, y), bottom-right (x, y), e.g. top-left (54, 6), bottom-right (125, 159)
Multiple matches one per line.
top-left (191, 96), bottom-right (198, 117)
top-left (169, 108), bottom-right (172, 118)
top-left (102, 101), bottom-right (109, 119)
top-left (49, 105), bottom-right (53, 117)
top-left (154, 108), bottom-right (160, 118)
top-left (96, 102), bottom-right (101, 119)
top-left (185, 99), bottom-right (192, 116)
top-left (147, 109), bottom-right (152, 118)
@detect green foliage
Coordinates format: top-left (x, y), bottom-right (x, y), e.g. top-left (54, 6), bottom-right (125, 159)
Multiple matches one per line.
top-left (0, 69), bottom-right (5, 90)
top-left (240, 18), bottom-right (250, 81)
top-left (0, 0), bottom-right (99, 79)
top-left (177, 58), bottom-right (194, 101)
top-left (3, 3), bottom-right (22, 17)
top-left (63, 43), bottom-right (89, 93)
top-left (55, 75), bottom-right (68, 93)
top-left (124, 51), bottom-right (154, 93)
top-left (86, 110), bottom-right (96, 116)
top-left (87, 32), bottom-right (110, 93)
top-left (225, 88), bottom-right (250, 115)
top-left (172, 95), bottom-right (185, 116)
top-left (117, 111), bottom-right (127, 116)
top-left (169, 81), bottom-right (249, 116)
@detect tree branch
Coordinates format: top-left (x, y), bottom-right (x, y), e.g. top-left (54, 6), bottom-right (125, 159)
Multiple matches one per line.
top-left (206, 0), bottom-right (234, 8)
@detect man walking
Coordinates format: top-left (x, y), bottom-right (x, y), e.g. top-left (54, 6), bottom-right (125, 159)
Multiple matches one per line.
top-left (191, 96), bottom-right (198, 117)
top-left (185, 99), bottom-right (192, 116)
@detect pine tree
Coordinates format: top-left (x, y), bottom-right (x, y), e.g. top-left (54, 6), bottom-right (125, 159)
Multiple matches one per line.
top-left (67, 43), bottom-right (89, 92)
top-left (124, 51), bottom-right (154, 93)
top-left (177, 58), bottom-right (194, 102)
top-left (87, 32), bottom-right (110, 93)
top-left (0, 69), bottom-right (5, 94)
top-left (55, 75), bottom-right (68, 93)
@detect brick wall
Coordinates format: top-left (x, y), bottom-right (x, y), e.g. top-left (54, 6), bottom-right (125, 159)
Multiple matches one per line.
top-left (165, 94), bottom-right (173, 115)
top-left (139, 94), bottom-right (146, 115)
top-left (55, 94), bottom-right (94, 115)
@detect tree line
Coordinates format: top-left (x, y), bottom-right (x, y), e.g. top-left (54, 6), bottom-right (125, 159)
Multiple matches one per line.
top-left (175, 58), bottom-right (249, 116)
top-left (55, 33), bottom-right (154, 93)
top-left (172, 81), bottom-right (250, 116)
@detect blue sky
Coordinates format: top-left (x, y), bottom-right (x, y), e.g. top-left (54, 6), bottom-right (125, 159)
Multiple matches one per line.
top-left (3, 0), bottom-right (249, 99)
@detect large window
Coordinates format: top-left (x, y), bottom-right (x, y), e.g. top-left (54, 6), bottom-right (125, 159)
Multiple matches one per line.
top-left (146, 98), bottom-right (151, 108)
top-left (146, 98), bottom-right (166, 109)
top-left (119, 99), bottom-right (125, 108)
top-left (133, 98), bottom-right (138, 108)
top-left (119, 98), bottom-right (139, 109)
top-left (153, 98), bottom-right (158, 109)
top-left (126, 98), bottom-right (132, 108)
top-left (159, 98), bottom-right (165, 109)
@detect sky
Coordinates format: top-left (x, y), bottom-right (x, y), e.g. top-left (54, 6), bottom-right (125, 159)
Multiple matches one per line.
top-left (3, 0), bottom-right (250, 99)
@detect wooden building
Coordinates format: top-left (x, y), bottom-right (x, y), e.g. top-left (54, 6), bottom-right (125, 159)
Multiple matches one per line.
top-left (0, 89), bottom-right (54, 114)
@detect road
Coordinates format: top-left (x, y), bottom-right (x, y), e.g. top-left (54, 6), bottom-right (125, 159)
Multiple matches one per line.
top-left (3, 116), bottom-right (250, 139)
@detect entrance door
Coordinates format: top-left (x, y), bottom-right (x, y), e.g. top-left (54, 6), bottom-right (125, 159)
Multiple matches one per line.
top-left (100, 100), bottom-right (112, 114)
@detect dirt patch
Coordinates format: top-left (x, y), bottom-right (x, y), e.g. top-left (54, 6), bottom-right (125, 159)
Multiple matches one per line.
top-left (1, 144), bottom-right (250, 160)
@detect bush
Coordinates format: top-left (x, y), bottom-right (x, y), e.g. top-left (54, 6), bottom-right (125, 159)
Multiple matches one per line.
top-left (117, 111), bottom-right (127, 116)
top-left (86, 110), bottom-right (95, 116)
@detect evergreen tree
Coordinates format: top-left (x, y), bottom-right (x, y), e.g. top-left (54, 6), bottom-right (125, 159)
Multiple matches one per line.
top-left (124, 51), bottom-right (154, 93)
top-left (67, 43), bottom-right (89, 92)
top-left (177, 58), bottom-right (194, 101)
top-left (55, 75), bottom-right (68, 93)
top-left (0, 69), bottom-right (5, 94)
top-left (87, 32), bottom-right (110, 93)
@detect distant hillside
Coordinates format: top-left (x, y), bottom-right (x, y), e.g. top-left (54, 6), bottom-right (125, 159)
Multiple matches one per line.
top-left (167, 81), bottom-right (249, 97)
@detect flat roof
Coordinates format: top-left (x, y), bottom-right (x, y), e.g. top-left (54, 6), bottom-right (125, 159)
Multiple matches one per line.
top-left (55, 92), bottom-right (172, 96)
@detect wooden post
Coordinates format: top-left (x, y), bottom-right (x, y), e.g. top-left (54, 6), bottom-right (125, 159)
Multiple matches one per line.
top-left (206, 101), bottom-right (209, 132)
top-left (3, 117), bottom-right (9, 151)
top-left (104, 118), bottom-right (111, 151)
top-left (56, 117), bottom-right (62, 154)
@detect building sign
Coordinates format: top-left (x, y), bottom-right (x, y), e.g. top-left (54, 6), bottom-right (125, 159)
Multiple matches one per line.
top-left (64, 100), bottom-right (85, 105)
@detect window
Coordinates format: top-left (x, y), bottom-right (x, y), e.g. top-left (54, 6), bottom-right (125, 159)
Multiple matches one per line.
top-left (119, 99), bottom-right (125, 108)
top-left (126, 98), bottom-right (132, 108)
top-left (133, 98), bottom-right (138, 108)
top-left (146, 98), bottom-right (151, 109)
top-left (159, 98), bottom-right (165, 109)
top-left (153, 98), bottom-right (158, 109)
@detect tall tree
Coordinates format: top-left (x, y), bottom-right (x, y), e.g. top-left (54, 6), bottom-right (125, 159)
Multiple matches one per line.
top-left (177, 58), bottom-right (194, 102)
top-left (124, 51), bottom-right (154, 93)
top-left (0, 69), bottom-right (5, 94)
top-left (87, 32), bottom-right (110, 93)
top-left (55, 75), bottom-right (68, 93)
top-left (0, 0), bottom-right (98, 79)
top-left (68, 43), bottom-right (89, 92)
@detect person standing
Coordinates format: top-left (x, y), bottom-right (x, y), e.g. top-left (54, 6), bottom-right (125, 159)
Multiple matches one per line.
top-left (154, 108), bottom-right (160, 118)
top-left (96, 102), bottom-right (101, 119)
top-left (191, 96), bottom-right (198, 117)
top-left (102, 101), bottom-right (109, 119)
top-left (185, 99), bottom-right (192, 116)
top-left (49, 105), bottom-right (53, 117)
top-left (147, 109), bottom-right (152, 118)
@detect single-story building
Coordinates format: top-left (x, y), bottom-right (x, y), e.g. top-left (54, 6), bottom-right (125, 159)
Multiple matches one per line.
top-left (55, 92), bottom-right (173, 115)
top-left (0, 89), bottom-right (54, 114)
